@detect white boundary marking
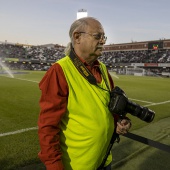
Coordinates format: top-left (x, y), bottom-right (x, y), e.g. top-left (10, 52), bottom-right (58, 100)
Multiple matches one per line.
top-left (0, 127), bottom-right (38, 137)
top-left (129, 98), bottom-right (154, 104)
top-left (14, 77), bottom-right (39, 83)
top-left (144, 100), bottom-right (170, 107)
top-left (130, 98), bottom-right (170, 107)
top-left (0, 75), bottom-right (39, 83)
top-left (109, 72), bottom-right (119, 79)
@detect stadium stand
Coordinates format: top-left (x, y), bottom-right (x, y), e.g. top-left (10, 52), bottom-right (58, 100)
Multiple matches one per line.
top-left (0, 39), bottom-right (170, 76)
top-left (0, 43), bottom-right (65, 71)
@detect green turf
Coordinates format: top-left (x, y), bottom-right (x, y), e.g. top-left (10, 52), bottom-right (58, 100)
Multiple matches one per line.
top-left (111, 117), bottom-right (170, 170)
top-left (0, 71), bottom-right (169, 169)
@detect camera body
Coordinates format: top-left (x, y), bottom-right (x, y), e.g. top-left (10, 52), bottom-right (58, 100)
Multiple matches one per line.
top-left (108, 86), bottom-right (155, 123)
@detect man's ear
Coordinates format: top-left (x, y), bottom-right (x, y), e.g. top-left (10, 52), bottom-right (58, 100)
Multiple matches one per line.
top-left (73, 32), bottom-right (81, 44)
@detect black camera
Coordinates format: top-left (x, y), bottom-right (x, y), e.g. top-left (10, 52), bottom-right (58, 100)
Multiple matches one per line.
top-left (108, 86), bottom-right (155, 123)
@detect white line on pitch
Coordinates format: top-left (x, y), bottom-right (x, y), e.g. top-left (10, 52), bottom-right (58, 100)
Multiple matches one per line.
top-left (0, 75), bottom-right (39, 83)
top-left (14, 77), bottom-right (39, 83)
top-left (0, 127), bottom-right (38, 137)
top-left (129, 98), bottom-right (154, 104)
top-left (144, 100), bottom-right (170, 107)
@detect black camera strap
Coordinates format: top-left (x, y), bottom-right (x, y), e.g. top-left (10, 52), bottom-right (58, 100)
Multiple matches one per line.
top-left (97, 129), bottom-right (120, 170)
top-left (69, 49), bottom-right (97, 85)
top-left (69, 48), bottom-right (110, 92)
top-left (124, 132), bottom-right (170, 153)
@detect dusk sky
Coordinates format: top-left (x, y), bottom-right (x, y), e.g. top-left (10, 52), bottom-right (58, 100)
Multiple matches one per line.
top-left (1, 0), bottom-right (170, 46)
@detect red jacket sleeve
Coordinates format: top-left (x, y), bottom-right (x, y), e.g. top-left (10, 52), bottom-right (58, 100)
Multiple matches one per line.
top-left (38, 63), bottom-right (68, 170)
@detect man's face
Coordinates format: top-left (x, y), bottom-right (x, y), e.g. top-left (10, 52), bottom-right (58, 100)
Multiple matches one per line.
top-left (77, 20), bottom-right (107, 64)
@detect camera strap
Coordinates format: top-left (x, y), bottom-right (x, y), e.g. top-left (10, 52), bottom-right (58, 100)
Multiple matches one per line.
top-left (123, 132), bottom-right (170, 153)
top-left (97, 129), bottom-right (120, 170)
top-left (69, 49), bottom-right (97, 85)
top-left (69, 48), bottom-right (110, 91)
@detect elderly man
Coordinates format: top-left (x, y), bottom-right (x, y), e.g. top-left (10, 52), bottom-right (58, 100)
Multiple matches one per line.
top-left (38, 17), bottom-right (131, 170)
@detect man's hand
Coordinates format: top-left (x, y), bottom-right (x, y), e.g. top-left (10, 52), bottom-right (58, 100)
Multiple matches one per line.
top-left (116, 119), bottom-right (131, 135)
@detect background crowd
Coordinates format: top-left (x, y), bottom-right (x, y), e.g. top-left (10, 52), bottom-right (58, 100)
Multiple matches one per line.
top-left (0, 43), bottom-right (170, 75)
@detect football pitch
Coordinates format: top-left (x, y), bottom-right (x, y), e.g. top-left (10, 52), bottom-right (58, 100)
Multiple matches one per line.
top-left (0, 71), bottom-right (170, 170)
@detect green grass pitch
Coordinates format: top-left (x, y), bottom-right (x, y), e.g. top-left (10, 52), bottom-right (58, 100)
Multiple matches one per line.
top-left (0, 71), bottom-right (170, 170)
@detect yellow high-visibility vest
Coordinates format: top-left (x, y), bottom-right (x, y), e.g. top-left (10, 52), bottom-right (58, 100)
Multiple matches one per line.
top-left (57, 56), bottom-right (114, 170)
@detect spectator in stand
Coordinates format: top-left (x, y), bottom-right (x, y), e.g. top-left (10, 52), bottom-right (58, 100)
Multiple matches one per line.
top-left (37, 17), bottom-right (131, 170)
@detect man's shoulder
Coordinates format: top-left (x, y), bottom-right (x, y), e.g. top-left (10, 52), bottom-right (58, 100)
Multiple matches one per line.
top-left (57, 56), bottom-right (69, 64)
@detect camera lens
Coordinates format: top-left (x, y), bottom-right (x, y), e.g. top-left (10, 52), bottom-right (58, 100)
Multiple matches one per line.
top-left (126, 100), bottom-right (155, 123)
top-left (140, 107), bottom-right (155, 123)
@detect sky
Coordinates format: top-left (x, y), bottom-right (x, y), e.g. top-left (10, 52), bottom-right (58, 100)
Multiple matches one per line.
top-left (0, 0), bottom-right (170, 46)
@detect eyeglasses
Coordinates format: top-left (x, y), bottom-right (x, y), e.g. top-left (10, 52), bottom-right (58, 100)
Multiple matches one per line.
top-left (79, 32), bottom-right (107, 41)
